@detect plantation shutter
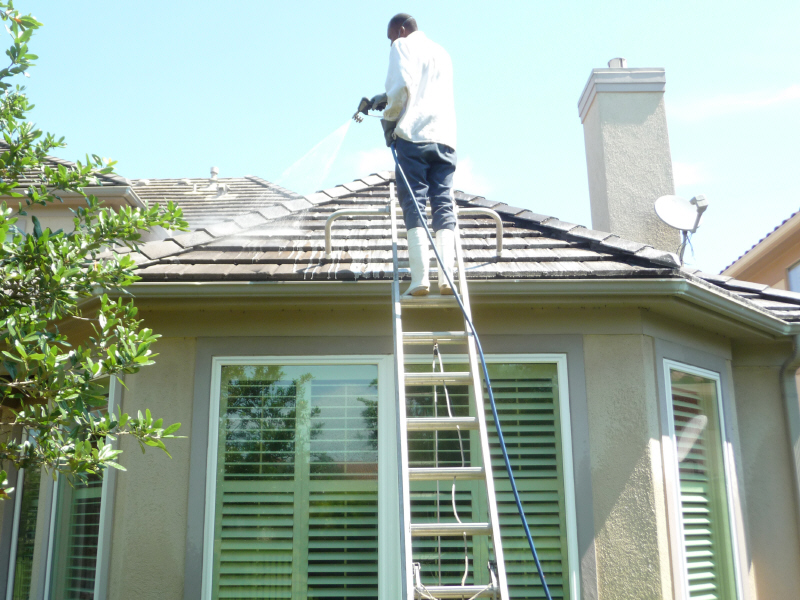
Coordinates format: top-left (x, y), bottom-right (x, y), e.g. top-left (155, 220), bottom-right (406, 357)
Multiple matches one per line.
top-left (406, 362), bottom-right (571, 599)
top-left (485, 363), bottom-right (570, 600)
top-left (669, 369), bottom-right (737, 600)
top-left (212, 364), bottom-right (379, 600)
top-left (48, 476), bottom-right (103, 599)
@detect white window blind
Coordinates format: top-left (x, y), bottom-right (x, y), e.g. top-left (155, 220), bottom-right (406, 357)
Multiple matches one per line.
top-left (667, 367), bottom-right (738, 600)
top-left (47, 476), bottom-right (103, 599)
top-left (406, 362), bottom-right (571, 599)
top-left (211, 364), bottom-right (379, 600)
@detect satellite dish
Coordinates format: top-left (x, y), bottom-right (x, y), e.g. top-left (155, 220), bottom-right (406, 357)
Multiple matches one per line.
top-left (654, 195), bottom-right (708, 232)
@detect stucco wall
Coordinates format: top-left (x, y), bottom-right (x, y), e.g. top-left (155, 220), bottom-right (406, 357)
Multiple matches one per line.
top-left (583, 334), bottom-right (672, 599)
top-left (732, 361), bottom-right (800, 599)
top-left (107, 337), bottom-right (196, 600)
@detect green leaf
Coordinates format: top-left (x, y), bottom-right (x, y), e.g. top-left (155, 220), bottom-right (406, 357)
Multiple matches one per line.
top-left (163, 422), bottom-right (181, 436)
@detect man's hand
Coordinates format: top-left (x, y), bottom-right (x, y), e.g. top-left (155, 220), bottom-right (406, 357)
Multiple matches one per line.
top-left (381, 119), bottom-right (397, 147)
top-left (370, 93), bottom-right (388, 111)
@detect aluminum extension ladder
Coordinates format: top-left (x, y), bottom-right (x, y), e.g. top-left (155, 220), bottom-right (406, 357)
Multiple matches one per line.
top-left (389, 183), bottom-right (510, 600)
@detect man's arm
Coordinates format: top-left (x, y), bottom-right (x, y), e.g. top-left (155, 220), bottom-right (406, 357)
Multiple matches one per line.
top-left (383, 41), bottom-right (411, 121)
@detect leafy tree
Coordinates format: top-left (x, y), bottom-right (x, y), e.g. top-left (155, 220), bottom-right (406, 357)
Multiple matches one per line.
top-left (0, 1), bottom-right (188, 499)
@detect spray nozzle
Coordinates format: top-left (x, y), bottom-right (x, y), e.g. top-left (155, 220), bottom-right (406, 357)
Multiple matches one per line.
top-left (352, 94), bottom-right (387, 123)
top-left (352, 97), bottom-right (372, 123)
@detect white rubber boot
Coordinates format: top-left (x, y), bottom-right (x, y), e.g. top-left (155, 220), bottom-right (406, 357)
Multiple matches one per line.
top-left (435, 228), bottom-right (456, 295)
top-left (405, 227), bottom-right (430, 296)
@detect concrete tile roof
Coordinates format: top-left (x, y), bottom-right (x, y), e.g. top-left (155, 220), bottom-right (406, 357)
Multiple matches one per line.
top-left (0, 142), bottom-right (129, 189)
top-left (129, 175), bottom-right (305, 230)
top-left (120, 171), bottom-right (800, 324)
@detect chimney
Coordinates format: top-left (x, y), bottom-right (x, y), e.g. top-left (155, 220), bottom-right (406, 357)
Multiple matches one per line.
top-left (577, 59), bottom-right (680, 252)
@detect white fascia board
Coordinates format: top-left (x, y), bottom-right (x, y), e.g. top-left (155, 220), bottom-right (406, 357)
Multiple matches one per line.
top-left (127, 278), bottom-right (800, 336)
top-left (58, 186), bottom-right (145, 209)
top-left (577, 67), bottom-right (666, 123)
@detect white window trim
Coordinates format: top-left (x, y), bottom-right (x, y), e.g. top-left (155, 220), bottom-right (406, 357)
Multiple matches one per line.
top-left (5, 459), bottom-right (27, 600)
top-left (662, 359), bottom-right (744, 600)
top-left (404, 352), bottom-right (580, 600)
top-left (200, 355), bottom-right (395, 600)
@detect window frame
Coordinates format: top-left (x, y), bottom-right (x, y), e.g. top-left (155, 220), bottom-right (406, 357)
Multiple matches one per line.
top-left (662, 359), bottom-right (744, 600)
top-left (200, 355), bottom-right (396, 600)
top-left (200, 353), bottom-right (579, 600)
top-left (374, 352), bottom-right (579, 600)
top-left (3, 378), bottom-right (120, 600)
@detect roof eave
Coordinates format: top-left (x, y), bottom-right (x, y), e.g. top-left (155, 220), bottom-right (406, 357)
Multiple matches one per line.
top-left (128, 277), bottom-right (800, 337)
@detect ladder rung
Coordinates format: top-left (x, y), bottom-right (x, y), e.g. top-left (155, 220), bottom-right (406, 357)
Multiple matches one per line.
top-left (409, 467), bottom-right (485, 481)
top-left (405, 372), bottom-right (472, 386)
top-left (416, 585), bottom-right (497, 598)
top-left (410, 522), bottom-right (492, 537)
top-left (406, 417), bottom-right (480, 431)
top-left (400, 295), bottom-right (459, 309)
top-left (403, 331), bottom-right (468, 345)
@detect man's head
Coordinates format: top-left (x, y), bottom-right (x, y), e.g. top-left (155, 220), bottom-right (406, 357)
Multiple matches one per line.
top-left (387, 13), bottom-right (418, 44)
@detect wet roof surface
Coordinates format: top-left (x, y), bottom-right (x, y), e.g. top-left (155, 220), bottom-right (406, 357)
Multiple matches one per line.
top-left (130, 175), bottom-right (305, 230)
top-left (125, 172), bottom-right (800, 323)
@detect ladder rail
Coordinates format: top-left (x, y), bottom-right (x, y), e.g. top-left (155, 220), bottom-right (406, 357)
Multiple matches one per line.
top-left (452, 207), bottom-right (511, 599)
top-left (389, 183), bottom-right (415, 600)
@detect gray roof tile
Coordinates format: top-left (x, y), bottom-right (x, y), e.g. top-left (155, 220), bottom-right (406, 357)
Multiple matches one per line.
top-left (568, 227), bottom-right (613, 242)
top-left (599, 236), bottom-right (647, 254)
top-left (541, 219), bottom-right (582, 233)
top-left (138, 240), bottom-right (184, 260)
top-left (493, 204), bottom-right (528, 216)
top-left (468, 197), bottom-right (502, 209)
top-left (203, 221), bottom-right (243, 237)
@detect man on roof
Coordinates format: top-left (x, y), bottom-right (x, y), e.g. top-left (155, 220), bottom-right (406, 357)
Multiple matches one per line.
top-left (364, 13), bottom-right (458, 296)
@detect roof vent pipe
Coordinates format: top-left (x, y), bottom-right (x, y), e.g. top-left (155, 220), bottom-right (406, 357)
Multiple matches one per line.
top-left (199, 167), bottom-right (220, 193)
top-left (607, 57), bottom-right (627, 68)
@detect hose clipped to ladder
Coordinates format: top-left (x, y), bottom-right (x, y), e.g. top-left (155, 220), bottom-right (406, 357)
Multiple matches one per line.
top-left (391, 144), bottom-right (553, 600)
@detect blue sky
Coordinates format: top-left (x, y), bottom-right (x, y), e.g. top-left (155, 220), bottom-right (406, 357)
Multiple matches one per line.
top-left (20, 1), bottom-right (800, 274)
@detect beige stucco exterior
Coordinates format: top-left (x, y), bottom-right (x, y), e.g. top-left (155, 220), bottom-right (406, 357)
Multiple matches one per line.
top-left (88, 289), bottom-right (800, 600)
top-left (722, 210), bottom-right (800, 290)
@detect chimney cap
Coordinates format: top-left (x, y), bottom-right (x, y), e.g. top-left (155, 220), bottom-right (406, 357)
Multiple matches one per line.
top-left (607, 57), bottom-right (627, 68)
top-left (577, 66), bottom-right (666, 123)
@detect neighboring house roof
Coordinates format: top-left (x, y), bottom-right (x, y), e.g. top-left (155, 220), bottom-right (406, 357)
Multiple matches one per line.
top-left (130, 175), bottom-right (305, 230)
top-left (117, 171), bottom-right (800, 325)
top-left (0, 142), bottom-right (129, 189)
top-left (722, 207), bottom-right (800, 276)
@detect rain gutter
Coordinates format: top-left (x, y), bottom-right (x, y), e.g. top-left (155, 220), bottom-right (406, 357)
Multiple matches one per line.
top-left (128, 277), bottom-right (800, 337)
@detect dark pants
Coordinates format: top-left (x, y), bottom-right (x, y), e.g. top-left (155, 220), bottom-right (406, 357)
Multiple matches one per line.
top-left (394, 137), bottom-right (457, 232)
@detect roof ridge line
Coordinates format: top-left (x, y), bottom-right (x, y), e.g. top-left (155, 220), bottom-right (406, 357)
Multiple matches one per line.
top-left (454, 193), bottom-right (682, 269)
top-left (302, 171), bottom-right (395, 206)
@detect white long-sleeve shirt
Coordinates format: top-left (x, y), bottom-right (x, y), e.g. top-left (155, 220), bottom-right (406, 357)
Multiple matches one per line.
top-left (384, 31), bottom-right (457, 151)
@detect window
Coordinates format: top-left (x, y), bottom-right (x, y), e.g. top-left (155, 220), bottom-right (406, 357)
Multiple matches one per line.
top-left (204, 362), bottom-right (382, 599)
top-left (664, 362), bottom-right (742, 600)
top-left (6, 466), bottom-right (42, 600)
top-left (203, 357), bottom-right (577, 600)
top-left (47, 475), bottom-right (103, 599)
top-left (406, 358), bottom-right (577, 600)
top-left (788, 261), bottom-right (800, 292)
top-left (4, 380), bottom-right (116, 600)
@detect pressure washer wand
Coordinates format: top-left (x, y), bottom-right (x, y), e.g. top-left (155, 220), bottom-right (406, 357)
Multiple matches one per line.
top-left (352, 93), bottom-right (388, 123)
